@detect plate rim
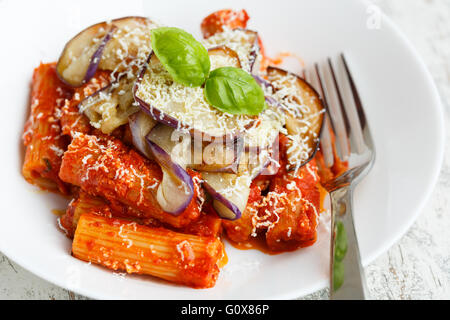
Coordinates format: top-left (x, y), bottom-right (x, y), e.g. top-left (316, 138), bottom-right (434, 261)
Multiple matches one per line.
top-left (357, 0), bottom-right (445, 267)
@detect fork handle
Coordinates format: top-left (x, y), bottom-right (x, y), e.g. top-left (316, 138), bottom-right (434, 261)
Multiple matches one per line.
top-left (329, 186), bottom-right (369, 300)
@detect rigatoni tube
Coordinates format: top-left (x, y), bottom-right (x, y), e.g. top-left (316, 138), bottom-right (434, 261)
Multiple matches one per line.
top-left (72, 213), bottom-right (224, 288)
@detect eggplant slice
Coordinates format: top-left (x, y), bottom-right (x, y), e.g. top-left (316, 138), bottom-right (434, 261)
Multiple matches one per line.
top-left (239, 136), bottom-right (281, 179)
top-left (203, 28), bottom-right (261, 74)
top-left (266, 67), bottom-right (325, 171)
top-left (134, 46), bottom-right (257, 139)
top-left (146, 123), bottom-right (244, 173)
top-left (208, 46), bottom-right (242, 70)
top-left (146, 125), bottom-right (194, 215)
top-left (202, 172), bottom-right (252, 220)
top-left (189, 136), bottom-right (244, 173)
top-left (146, 124), bottom-right (192, 168)
top-left (57, 22), bottom-right (115, 87)
top-left (78, 75), bottom-right (140, 134)
top-left (99, 17), bottom-right (157, 74)
top-left (243, 106), bottom-right (284, 153)
top-left (129, 111), bottom-right (158, 158)
top-left (57, 16), bottom-right (157, 87)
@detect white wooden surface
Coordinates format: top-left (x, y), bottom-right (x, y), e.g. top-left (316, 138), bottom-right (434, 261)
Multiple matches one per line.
top-left (1, 0), bottom-right (449, 300)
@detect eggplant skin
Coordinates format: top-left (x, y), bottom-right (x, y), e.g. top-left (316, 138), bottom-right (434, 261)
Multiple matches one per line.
top-left (57, 16), bottom-right (154, 88)
top-left (81, 27), bottom-right (116, 86)
top-left (146, 139), bottom-right (195, 215)
top-left (229, 28), bottom-right (261, 74)
top-left (98, 17), bottom-right (155, 72)
top-left (56, 21), bottom-right (113, 87)
top-left (201, 172), bottom-right (252, 221)
top-left (129, 111), bottom-right (157, 158)
top-left (145, 125), bottom-right (195, 215)
top-left (237, 28), bottom-right (262, 74)
top-left (202, 182), bottom-right (241, 221)
top-left (266, 67), bottom-right (326, 170)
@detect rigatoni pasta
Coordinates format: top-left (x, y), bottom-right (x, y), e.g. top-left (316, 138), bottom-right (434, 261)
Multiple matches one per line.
top-left (22, 63), bottom-right (72, 194)
top-left (61, 191), bottom-right (220, 238)
top-left (60, 191), bottom-right (161, 237)
top-left (59, 133), bottom-right (203, 228)
top-left (72, 213), bottom-right (224, 288)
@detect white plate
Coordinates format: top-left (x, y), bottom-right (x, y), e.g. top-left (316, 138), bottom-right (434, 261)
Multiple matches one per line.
top-left (0, 0), bottom-right (444, 299)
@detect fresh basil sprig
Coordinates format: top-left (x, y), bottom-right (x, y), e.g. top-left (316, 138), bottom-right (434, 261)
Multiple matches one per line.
top-left (151, 27), bottom-right (265, 116)
top-left (151, 27), bottom-right (210, 87)
top-left (204, 67), bottom-right (265, 116)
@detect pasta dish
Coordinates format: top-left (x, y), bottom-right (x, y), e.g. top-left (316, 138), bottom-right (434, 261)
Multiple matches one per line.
top-left (21, 9), bottom-right (340, 289)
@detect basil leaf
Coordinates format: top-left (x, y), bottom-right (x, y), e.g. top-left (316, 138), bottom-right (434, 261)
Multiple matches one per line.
top-left (151, 27), bottom-right (210, 87)
top-left (204, 67), bottom-right (265, 116)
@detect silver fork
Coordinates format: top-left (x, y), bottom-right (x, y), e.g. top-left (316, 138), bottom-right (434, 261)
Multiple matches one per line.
top-left (304, 54), bottom-right (375, 300)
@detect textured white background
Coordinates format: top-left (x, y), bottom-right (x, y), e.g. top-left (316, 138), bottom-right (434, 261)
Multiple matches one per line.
top-left (1, 0), bottom-right (449, 300)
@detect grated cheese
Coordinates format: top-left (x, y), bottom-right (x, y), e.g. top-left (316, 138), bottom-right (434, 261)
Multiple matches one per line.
top-left (136, 53), bottom-right (256, 137)
top-left (268, 71), bottom-right (325, 172)
top-left (203, 27), bottom-right (259, 73)
top-left (50, 145), bottom-right (64, 157)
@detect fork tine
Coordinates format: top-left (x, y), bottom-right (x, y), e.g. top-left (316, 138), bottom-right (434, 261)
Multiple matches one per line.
top-left (334, 54), bottom-right (368, 154)
top-left (327, 58), bottom-right (354, 160)
top-left (328, 58), bottom-right (351, 136)
top-left (341, 54), bottom-right (367, 130)
top-left (313, 63), bottom-right (335, 168)
top-left (314, 63), bottom-right (337, 135)
top-left (317, 60), bottom-right (351, 161)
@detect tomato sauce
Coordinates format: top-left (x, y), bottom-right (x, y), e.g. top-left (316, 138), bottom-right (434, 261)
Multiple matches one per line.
top-left (226, 180), bottom-right (329, 255)
top-left (218, 248), bottom-right (229, 267)
top-left (51, 209), bottom-right (66, 217)
top-left (227, 234), bottom-right (285, 255)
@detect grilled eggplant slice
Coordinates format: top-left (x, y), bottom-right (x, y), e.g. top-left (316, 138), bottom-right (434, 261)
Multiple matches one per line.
top-left (145, 122), bottom-right (244, 173)
top-left (57, 22), bottom-right (115, 87)
top-left (129, 111), bottom-right (158, 158)
top-left (244, 107), bottom-right (284, 153)
top-left (146, 124), bottom-right (192, 167)
top-left (202, 172), bottom-right (252, 220)
top-left (242, 75), bottom-right (285, 153)
top-left (203, 28), bottom-right (261, 73)
top-left (189, 136), bottom-right (244, 173)
top-left (78, 75), bottom-right (139, 134)
top-left (146, 125), bottom-right (194, 215)
top-left (98, 16), bottom-right (156, 73)
top-left (266, 67), bottom-right (325, 171)
top-left (134, 46), bottom-right (257, 139)
top-left (239, 136), bottom-right (281, 179)
top-left (208, 46), bottom-right (242, 70)
top-left (57, 17), bottom-right (156, 87)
